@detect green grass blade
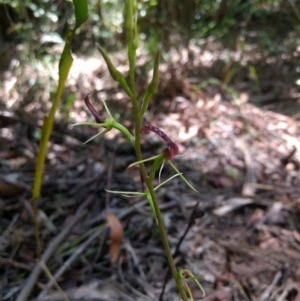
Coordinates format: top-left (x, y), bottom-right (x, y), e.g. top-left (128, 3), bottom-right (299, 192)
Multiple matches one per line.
top-left (33, 0), bottom-right (89, 201)
top-left (31, 0), bottom-right (89, 259)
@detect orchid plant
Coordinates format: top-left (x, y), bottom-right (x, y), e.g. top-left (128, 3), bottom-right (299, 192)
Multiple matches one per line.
top-left (73, 0), bottom-right (204, 299)
top-left (74, 95), bottom-right (197, 221)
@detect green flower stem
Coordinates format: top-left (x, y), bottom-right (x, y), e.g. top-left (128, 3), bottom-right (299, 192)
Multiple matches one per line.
top-left (130, 88), bottom-right (187, 298)
top-left (125, 0), bottom-right (137, 99)
top-left (140, 50), bottom-right (160, 116)
top-left (138, 160), bottom-right (189, 301)
top-left (107, 1), bottom-right (190, 299)
top-left (128, 47), bottom-right (136, 98)
top-left (111, 121), bottom-right (135, 145)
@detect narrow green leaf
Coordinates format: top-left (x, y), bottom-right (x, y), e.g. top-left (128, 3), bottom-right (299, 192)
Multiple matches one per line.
top-left (97, 44), bottom-right (120, 82)
top-left (127, 154), bottom-right (161, 169)
top-left (83, 128), bottom-right (111, 144)
top-left (154, 173), bottom-right (182, 192)
top-left (97, 44), bottom-right (133, 97)
top-left (72, 122), bottom-right (107, 127)
top-left (168, 161), bottom-right (198, 193)
top-left (73, 0), bottom-right (89, 30)
top-left (147, 49), bottom-right (160, 94)
top-left (194, 278), bottom-right (206, 298)
top-left (101, 99), bottom-right (113, 119)
top-left (141, 50), bottom-right (160, 115)
top-left (106, 190), bottom-right (145, 196)
top-left (58, 43), bottom-right (73, 86)
top-left (146, 190), bottom-right (158, 222)
top-left (149, 154), bottom-right (165, 180)
top-left (32, 1), bottom-right (89, 201)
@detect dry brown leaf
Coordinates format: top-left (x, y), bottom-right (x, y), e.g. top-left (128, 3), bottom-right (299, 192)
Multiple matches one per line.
top-left (106, 213), bottom-right (123, 264)
top-left (259, 237), bottom-right (280, 250)
top-left (0, 175), bottom-right (23, 198)
top-left (264, 202), bottom-right (285, 225)
top-left (293, 231), bottom-right (300, 244)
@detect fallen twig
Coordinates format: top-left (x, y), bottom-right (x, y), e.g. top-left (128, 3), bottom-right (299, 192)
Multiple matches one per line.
top-left (258, 271), bottom-right (282, 301)
top-left (37, 228), bottom-right (103, 299)
top-left (15, 209), bottom-right (87, 301)
top-left (37, 199), bottom-right (148, 299)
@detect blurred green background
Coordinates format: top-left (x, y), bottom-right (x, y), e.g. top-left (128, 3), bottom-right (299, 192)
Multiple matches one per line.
top-left (0, 0), bottom-right (300, 116)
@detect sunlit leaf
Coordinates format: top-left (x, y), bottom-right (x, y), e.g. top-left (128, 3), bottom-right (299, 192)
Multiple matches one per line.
top-left (73, 0), bottom-right (89, 30)
top-left (58, 43), bottom-right (73, 88)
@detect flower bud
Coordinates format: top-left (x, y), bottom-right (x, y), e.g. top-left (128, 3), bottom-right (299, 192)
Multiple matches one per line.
top-left (84, 94), bottom-right (103, 123)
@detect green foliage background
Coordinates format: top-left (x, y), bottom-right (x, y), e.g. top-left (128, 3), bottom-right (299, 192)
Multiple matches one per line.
top-left (1, 0), bottom-right (299, 55)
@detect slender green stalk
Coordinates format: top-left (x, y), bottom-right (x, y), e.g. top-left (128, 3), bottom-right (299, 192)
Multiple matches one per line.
top-left (88, 0), bottom-right (198, 299)
top-left (124, 1), bottom-right (188, 296)
top-left (132, 130), bottom-right (188, 300)
top-left (132, 123), bottom-right (188, 300)
top-left (32, 0), bottom-right (88, 260)
top-left (145, 179), bottom-right (189, 300)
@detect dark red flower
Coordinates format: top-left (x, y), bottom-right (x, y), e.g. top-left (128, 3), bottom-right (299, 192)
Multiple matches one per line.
top-left (84, 94), bottom-right (103, 123)
top-left (140, 124), bottom-right (179, 160)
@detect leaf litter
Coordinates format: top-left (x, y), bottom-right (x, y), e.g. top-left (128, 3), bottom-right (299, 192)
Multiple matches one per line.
top-left (0, 43), bottom-right (300, 301)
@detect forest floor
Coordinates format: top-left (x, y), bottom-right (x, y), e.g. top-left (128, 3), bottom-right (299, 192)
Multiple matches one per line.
top-left (1, 41), bottom-right (300, 301)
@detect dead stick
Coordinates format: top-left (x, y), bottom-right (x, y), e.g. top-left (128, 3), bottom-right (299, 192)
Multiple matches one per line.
top-left (38, 199), bottom-right (148, 298)
top-left (37, 229), bottom-right (102, 299)
top-left (15, 209), bottom-right (87, 301)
